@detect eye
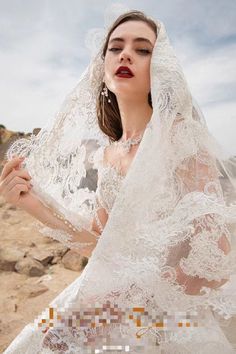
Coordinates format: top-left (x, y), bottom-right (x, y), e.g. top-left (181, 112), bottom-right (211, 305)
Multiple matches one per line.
top-left (137, 49), bottom-right (151, 54)
top-left (107, 48), bottom-right (152, 55)
top-left (108, 48), bottom-right (121, 52)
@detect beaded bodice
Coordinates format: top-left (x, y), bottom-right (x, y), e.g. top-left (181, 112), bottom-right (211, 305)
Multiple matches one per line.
top-left (93, 146), bottom-right (125, 215)
top-left (90, 145), bottom-right (126, 234)
top-left (96, 163), bottom-right (125, 214)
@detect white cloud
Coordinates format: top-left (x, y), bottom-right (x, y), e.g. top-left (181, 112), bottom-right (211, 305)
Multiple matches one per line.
top-left (181, 43), bottom-right (236, 104)
top-left (0, 0), bottom-right (89, 132)
top-left (0, 0), bottom-right (235, 156)
top-left (173, 36), bottom-right (236, 156)
top-left (202, 101), bottom-right (236, 157)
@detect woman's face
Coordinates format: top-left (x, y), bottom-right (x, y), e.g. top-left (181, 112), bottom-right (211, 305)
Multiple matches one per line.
top-left (104, 20), bottom-right (156, 101)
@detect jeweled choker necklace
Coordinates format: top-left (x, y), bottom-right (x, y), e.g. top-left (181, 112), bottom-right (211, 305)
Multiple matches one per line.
top-left (112, 133), bottom-right (144, 154)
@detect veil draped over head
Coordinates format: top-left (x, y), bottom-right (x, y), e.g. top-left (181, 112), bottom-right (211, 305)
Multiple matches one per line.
top-left (5, 3), bottom-right (236, 352)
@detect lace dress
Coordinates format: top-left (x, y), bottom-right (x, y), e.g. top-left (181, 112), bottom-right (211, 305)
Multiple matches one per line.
top-left (92, 145), bottom-right (126, 234)
top-left (3, 146), bottom-right (236, 354)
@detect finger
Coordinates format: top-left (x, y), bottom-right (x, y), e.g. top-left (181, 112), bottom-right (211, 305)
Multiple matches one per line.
top-left (4, 176), bottom-right (31, 194)
top-left (2, 169), bottom-right (31, 188)
top-left (2, 179), bottom-right (30, 198)
top-left (0, 171), bottom-right (31, 195)
top-left (13, 168), bottom-right (31, 181)
top-left (8, 182), bottom-right (29, 197)
top-left (0, 157), bottom-right (25, 181)
top-left (7, 184), bottom-right (29, 204)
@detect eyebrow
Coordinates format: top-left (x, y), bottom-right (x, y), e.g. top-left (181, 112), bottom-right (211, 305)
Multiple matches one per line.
top-left (109, 37), bottom-right (154, 47)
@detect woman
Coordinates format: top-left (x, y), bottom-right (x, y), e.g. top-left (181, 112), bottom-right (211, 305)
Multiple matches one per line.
top-left (1, 8), bottom-right (236, 354)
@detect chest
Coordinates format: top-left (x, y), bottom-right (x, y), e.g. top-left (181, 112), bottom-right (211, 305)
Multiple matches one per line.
top-left (103, 144), bottom-right (139, 176)
top-left (94, 144), bottom-right (138, 214)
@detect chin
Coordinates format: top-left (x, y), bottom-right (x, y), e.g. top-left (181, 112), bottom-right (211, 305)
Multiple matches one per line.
top-left (113, 85), bottom-right (136, 95)
top-left (114, 90), bottom-right (137, 100)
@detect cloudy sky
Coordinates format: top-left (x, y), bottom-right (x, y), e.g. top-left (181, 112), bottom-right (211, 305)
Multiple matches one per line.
top-left (0, 0), bottom-right (235, 156)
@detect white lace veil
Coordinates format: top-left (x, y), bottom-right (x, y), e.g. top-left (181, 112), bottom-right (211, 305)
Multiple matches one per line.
top-left (6, 4), bottom-right (236, 327)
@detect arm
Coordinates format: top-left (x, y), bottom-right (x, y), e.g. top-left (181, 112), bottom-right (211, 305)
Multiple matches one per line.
top-left (24, 192), bottom-right (101, 257)
top-left (174, 234), bottom-right (230, 295)
top-left (171, 149), bottom-right (231, 295)
top-left (0, 156), bottom-right (101, 258)
top-left (174, 212), bottom-right (231, 295)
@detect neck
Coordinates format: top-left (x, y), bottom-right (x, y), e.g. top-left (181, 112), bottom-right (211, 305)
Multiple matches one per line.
top-left (116, 96), bottom-right (153, 140)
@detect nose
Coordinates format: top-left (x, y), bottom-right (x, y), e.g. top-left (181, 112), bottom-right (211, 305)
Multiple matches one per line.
top-left (119, 50), bottom-right (132, 64)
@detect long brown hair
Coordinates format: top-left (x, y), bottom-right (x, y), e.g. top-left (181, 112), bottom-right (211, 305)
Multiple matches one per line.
top-left (96, 11), bottom-right (158, 142)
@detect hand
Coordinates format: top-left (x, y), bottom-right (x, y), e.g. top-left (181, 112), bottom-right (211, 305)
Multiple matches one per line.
top-left (174, 265), bottom-right (205, 295)
top-left (163, 264), bottom-right (228, 295)
top-left (77, 243), bottom-right (96, 258)
top-left (162, 265), bottom-right (204, 295)
top-left (0, 156), bottom-right (35, 209)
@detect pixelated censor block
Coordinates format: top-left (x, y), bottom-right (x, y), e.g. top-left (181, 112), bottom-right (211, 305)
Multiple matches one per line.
top-left (34, 300), bottom-right (204, 352)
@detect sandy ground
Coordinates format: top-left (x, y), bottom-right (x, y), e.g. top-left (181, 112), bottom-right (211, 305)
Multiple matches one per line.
top-left (0, 198), bottom-right (82, 352)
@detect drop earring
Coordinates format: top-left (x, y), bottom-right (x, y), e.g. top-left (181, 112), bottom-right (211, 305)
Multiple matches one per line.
top-left (101, 82), bottom-right (111, 126)
top-left (101, 83), bottom-right (111, 103)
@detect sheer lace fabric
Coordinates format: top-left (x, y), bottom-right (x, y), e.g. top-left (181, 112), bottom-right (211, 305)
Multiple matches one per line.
top-left (4, 8), bottom-right (236, 354)
top-left (36, 145), bottom-right (125, 243)
top-left (91, 145), bottom-right (125, 233)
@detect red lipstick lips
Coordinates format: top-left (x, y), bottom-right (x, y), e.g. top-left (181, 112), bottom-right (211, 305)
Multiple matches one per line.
top-left (115, 66), bottom-right (134, 78)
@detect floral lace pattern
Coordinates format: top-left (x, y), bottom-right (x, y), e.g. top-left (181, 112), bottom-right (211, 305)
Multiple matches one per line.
top-left (91, 145), bottom-right (125, 233)
top-left (4, 7), bottom-right (236, 353)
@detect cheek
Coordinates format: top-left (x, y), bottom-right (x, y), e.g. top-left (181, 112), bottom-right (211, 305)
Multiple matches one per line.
top-left (138, 63), bottom-right (151, 87)
top-left (145, 60), bottom-right (151, 77)
top-left (104, 58), bottom-right (113, 82)
top-left (104, 54), bottom-right (113, 71)
top-left (145, 61), bottom-right (152, 84)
